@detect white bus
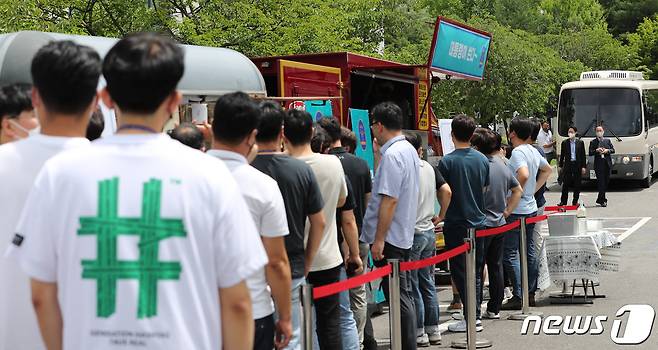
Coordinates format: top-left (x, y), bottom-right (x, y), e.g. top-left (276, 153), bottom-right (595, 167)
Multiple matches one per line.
top-left (555, 71), bottom-right (658, 188)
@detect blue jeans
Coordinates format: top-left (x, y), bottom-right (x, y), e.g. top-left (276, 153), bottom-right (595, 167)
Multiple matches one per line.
top-left (409, 229), bottom-right (439, 335)
top-left (503, 213), bottom-right (538, 298)
top-left (313, 267), bottom-right (359, 350)
top-left (282, 277), bottom-right (305, 350)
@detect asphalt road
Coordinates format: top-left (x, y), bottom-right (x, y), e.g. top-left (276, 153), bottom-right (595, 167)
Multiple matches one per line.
top-left (372, 173), bottom-right (658, 349)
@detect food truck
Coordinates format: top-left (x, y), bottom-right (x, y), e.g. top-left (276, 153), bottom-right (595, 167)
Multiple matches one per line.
top-left (0, 31), bottom-right (268, 137)
top-left (251, 52), bottom-right (433, 136)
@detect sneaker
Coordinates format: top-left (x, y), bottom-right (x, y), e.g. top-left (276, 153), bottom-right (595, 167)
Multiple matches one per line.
top-left (501, 296), bottom-right (522, 310)
top-left (451, 312), bottom-right (464, 320)
top-left (448, 320), bottom-right (483, 333)
top-left (416, 333), bottom-right (430, 347)
top-left (428, 331), bottom-right (442, 345)
top-left (503, 287), bottom-right (513, 300)
top-left (447, 302), bottom-right (463, 313)
top-left (529, 293), bottom-right (536, 307)
top-left (483, 310), bottom-right (500, 319)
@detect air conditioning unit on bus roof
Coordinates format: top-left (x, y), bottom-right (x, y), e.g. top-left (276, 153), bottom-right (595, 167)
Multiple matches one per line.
top-left (580, 71), bottom-right (644, 81)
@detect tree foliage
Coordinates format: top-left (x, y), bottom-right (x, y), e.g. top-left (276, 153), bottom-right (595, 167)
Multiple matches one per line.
top-left (0, 0), bottom-right (656, 122)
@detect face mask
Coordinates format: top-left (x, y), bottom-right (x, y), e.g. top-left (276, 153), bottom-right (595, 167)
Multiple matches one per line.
top-left (246, 142), bottom-right (259, 164)
top-left (568, 132), bottom-right (576, 139)
top-left (596, 131), bottom-right (604, 138)
top-left (8, 119), bottom-right (40, 139)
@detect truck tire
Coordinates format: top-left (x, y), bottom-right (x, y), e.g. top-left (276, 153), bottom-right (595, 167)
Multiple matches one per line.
top-left (642, 158), bottom-right (653, 188)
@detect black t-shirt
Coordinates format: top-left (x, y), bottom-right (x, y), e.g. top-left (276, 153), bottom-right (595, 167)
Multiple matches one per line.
top-left (252, 154), bottom-right (324, 279)
top-left (337, 177), bottom-right (357, 249)
top-left (327, 147), bottom-right (372, 240)
top-left (433, 164), bottom-right (446, 189)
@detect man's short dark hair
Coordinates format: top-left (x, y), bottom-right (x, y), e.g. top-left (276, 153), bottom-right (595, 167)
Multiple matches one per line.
top-left (212, 92), bottom-right (260, 145)
top-left (103, 32), bottom-right (184, 114)
top-left (284, 109), bottom-right (313, 146)
top-left (311, 125), bottom-right (331, 153)
top-left (509, 117), bottom-right (533, 141)
top-left (169, 122), bottom-right (204, 150)
top-left (371, 102), bottom-right (403, 130)
top-left (257, 101), bottom-right (284, 143)
top-left (0, 83), bottom-right (33, 122)
top-left (317, 117), bottom-right (341, 143)
top-left (470, 128), bottom-right (498, 155)
top-left (451, 114), bottom-right (477, 142)
top-left (86, 109), bottom-right (105, 141)
top-left (341, 127), bottom-right (356, 153)
top-left (31, 41), bottom-right (101, 114)
top-left (405, 132), bottom-right (422, 151)
top-left (569, 126), bottom-right (578, 132)
top-left (530, 119), bottom-right (541, 142)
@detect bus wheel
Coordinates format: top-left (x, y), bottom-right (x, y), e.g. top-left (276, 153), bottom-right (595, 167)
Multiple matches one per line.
top-left (642, 158), bottom-right (653, 188)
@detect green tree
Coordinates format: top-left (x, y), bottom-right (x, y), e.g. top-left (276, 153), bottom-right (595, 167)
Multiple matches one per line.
top-left (600, 0), bottom-right (658, 36)
top-left (541, 27), bottom-right (639, 70)
top-left (535, 0), bottom-right (607, 34)
top-left (628, 15), bottom-right (658, 78)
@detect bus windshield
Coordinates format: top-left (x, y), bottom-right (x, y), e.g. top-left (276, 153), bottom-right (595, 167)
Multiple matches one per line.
top-left (558, 88), bottom-right (642, 137)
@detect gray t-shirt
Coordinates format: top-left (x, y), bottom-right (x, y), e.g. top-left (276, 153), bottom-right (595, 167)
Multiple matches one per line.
top-left (484, 155), bottom-right (520, 227)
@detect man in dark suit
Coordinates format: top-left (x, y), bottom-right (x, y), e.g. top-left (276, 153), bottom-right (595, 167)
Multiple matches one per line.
top-left (559, 126), bottom-right (587, 205)
top-left (589, 125), bottom-right (615, 207)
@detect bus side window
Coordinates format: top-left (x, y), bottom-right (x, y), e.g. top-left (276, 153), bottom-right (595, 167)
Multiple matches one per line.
top-left (644, 90), bottom-right (658, 128)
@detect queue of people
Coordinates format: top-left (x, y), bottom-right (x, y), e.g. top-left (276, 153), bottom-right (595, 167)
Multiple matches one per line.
top-left (0, 32), bottom-right (618, 350)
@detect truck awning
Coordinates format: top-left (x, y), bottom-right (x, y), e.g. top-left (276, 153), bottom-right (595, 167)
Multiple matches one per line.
top-left (0, 31), bottom-right (267, 98)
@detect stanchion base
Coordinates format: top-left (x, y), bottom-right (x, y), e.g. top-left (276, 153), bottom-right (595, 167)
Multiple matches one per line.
top-left (549, 296), bottom-right (595, 305)
top-left (451, 338), bottom-right (493, 349)
top-left (508, 311), bottom-right (544, 320)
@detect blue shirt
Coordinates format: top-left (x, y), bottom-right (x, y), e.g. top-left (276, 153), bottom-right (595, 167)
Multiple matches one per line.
top-left (438, 148), bottom-right (489, 228)
top-left (362, 135), bottom-right (419, 249)
top-left (570, 140), bottom-right (576, 161)
top-left (509, 144), bottom-right (549, 215)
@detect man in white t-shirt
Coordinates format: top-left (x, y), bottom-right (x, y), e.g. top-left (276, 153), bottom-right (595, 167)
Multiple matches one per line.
top-left (284, 109), bottom-right (348, 349)
top-left (502, 118), bottom-right (551, 311)
top-left (0, 40), bottom-right (101, 350)
top-left (536, 120), bottom-right (556, 164)
top-left (9, 33), bottom-right (266, 350)
top-left (208, 91), bottom-right (293, 350)
top-left (0, 83), bottom-right (38, 145)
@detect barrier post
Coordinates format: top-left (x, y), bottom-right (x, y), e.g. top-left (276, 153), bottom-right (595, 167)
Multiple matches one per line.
top-left (509, 217), bottom-right (544, 320)
top-left (301, 284), bottom-right (314, 350)
top-left (452, 229), bottom-right (492, 349)
top-left (388, 259), bottom-right (402, 350)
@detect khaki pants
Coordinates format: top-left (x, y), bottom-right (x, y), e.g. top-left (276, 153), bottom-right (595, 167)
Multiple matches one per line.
top-left (349, 242), bottom-right (370, 345)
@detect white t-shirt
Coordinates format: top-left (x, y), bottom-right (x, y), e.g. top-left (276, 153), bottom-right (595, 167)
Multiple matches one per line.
top-left (536, 129), bottom-right (554, 154)
top-left (509, 144), bottom-right (549, 215)
top-left (0, 134), bottom-right (90, 350)
top-left (8, 134), bottom-right (266, 350)
top-left (415, 160), bottom-right (437, 233)
top-left (207, 150), bottom-right (288, 320)
top-left (298, 153), bottom-right (347, 272)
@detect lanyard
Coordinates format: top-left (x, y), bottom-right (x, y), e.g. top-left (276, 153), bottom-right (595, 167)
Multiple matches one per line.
top-left (116, 124), bottom-right (158, 134)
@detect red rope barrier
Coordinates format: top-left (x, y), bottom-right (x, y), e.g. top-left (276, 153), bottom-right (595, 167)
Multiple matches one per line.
top-left (544, 204), bottom-right (579, 212)
top-left (400, 243), bottom-right (470, 272)
top-left (526, 214), bottom-right (548, 224)
top-left (313, 264), bottom-right (392, 300)
top-left (475, 220), bottom-right (520, 238)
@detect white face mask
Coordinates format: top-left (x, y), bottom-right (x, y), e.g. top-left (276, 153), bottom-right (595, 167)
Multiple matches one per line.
top-left (8, 119), bottom-right (40, 139)
top-left (568, 132), bottom-right (576, 139)
top-left (596, 131), bottom-right (604, 138)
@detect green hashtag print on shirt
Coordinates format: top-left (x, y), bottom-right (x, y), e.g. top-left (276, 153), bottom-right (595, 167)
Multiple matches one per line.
top-left (78, 177), bottom-right (187, 318)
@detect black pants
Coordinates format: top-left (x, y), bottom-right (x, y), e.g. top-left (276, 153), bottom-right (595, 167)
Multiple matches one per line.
top-left (444, 224), bottom-right (482, 320)
top-left (595, 163), bottom-right (611, 203)
top-left (307, 265), bottom-right (342, 349)
top-left (373, 242), bottom-right (417, 350)
top-left (476, 233), bottom-right (505, 314)
top-left (254, 314), bottom-right (275, 350)
top-left (561, 162), bottom-right (582, 205)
